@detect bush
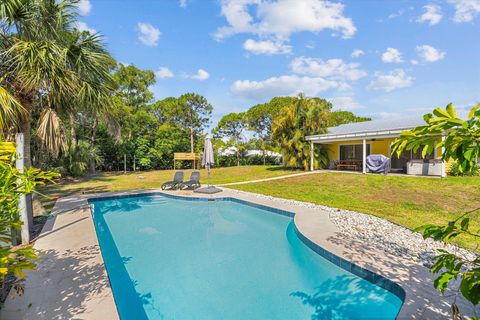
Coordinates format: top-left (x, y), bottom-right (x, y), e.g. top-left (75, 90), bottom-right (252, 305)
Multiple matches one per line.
top-left (0, 141), bottom-right (58, 306)
top-left (216, 154), bottom-right (280, 167)
top-left (449, 162), bottom-right (480, 176)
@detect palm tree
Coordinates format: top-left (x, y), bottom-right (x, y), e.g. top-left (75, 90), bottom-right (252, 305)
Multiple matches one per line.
top-left (0, 0), bottom-right (115, 240)
top-left (0, 0), bottom-right (115, 165)
top-left (272, 94), bottom-right (331, 170)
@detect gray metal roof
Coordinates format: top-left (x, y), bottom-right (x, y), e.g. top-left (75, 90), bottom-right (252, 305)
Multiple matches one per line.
top-left (306, 116), bottom-right (426, 140)
top-left (328, 116), bottom-right (425, 134)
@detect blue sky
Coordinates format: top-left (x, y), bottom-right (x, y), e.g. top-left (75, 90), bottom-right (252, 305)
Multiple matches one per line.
top-left (76, 0), bottom-right (480, 129)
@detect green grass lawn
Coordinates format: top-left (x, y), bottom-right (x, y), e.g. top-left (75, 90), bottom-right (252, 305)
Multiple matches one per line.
top-left (37, 165), bottom-right (296, 211)
top-left (229, 172), bottom-right (480, 251)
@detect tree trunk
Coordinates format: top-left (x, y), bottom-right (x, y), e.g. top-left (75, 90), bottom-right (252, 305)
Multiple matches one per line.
top-left (236, 145), bottom-right (240, 166)
top-left (19, 116), bottom-right (32, 168)
top-left (69, 113), bottom-right (77, 149)
top-left (262, 140), bottom-right (266, 165)
top-left (190, 126), bottom-right (194, 153)
top-left (90, 118), bottom-right (97, 173)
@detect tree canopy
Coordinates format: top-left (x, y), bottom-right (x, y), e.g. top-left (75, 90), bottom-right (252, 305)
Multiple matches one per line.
top-left (272, 95), bottom-right (331, 170)
top-left (213, 112), bottom-right (246, 166)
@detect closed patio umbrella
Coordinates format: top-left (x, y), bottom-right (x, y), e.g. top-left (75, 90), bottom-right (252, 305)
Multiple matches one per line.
top-left (203, 137), bottom-right (214, 184)
top-left (195, 138), bottom-right (222, 194)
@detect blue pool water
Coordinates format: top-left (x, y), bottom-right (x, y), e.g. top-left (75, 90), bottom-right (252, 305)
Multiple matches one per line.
top-left (90, 195), bottom-right (403, 320)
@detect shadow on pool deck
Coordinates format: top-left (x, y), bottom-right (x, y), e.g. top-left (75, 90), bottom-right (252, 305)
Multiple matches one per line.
top-left (1, 244), bottom-right (111, 320)
top-left (0, 204), bottom-right (120, 320)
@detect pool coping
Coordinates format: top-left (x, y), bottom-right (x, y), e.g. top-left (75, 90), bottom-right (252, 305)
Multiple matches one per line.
top-left (2, 187), bottom-right (476, 319)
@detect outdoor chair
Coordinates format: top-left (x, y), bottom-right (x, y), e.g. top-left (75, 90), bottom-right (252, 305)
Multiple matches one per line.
top-left (161, 171), bottom-right (184, 190)
top-left (179, 171), bottom-right (201, 190)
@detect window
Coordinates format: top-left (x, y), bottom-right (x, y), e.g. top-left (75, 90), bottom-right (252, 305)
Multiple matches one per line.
top-left (339, 144), bottom-right (371, 161)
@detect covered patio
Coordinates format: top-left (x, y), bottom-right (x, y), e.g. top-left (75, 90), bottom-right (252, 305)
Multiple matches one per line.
top-left (306, 117), bottom-right (447, 177)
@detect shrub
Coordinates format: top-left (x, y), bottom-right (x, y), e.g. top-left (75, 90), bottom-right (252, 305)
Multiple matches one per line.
top-left (0, 141), bottom-right (58, 306)
top-left (449, 162), bottom-right (480, 176)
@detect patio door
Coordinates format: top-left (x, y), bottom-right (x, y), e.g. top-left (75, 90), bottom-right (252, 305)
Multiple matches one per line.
top-left (339, 144), bottom-right (371, 161)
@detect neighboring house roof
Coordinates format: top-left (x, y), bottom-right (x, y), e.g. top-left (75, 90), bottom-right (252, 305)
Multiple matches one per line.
top-left (218, 147), bottom-right (281, 158)
top-left (245, 150), bottom-right (281, 158)
top-left (306, 116), bottom-right (426, 142)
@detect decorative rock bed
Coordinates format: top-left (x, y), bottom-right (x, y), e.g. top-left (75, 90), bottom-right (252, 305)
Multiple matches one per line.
top-left (227, 188), bottom-right (476, 267)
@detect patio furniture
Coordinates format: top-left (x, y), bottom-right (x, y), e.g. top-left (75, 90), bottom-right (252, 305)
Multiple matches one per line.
top-left (366, 154), bottom-right (391, 174)
top-left (336, 160), bottom-right (362, 171)
top-left (179, 171), bottom-right (201, 190)
top-left (336, 163), bottom-right (358, 171)
top-left (161, 171), bottom-right (184, 190)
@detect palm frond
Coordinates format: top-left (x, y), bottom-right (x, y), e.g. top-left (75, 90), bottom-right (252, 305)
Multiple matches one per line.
top-left (37, 107), bottom-right (67, 156)
top-left (0, 84), bottom-right (26, 131)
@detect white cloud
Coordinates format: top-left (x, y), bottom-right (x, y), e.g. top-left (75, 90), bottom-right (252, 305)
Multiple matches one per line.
top-left (190, 69), bottom-right (210, 81)
top-left (77, 0), bottom-right (91, 16)
top-left (448, 0), bottom-right (480, 22)
top-left (290, 57), bottom-right (367, 82)
top-left (377, 8), bottom-right (411, 22)
top-left (243, 39), bottom-right (292, 55)
top-left (351, 49), bottom-right (364, 58)
top-left (381, 48), bottom-right (403, 63)
top-left (137, 22), bottom-right (161, 46)
top-left (155, 67), bottom-right (174, 79)
top-left (329, 96), bottom-right (364, 110)
top-left (179, 0), bottom-right (187, 8)
top-left (411, 59), bottom-right (419, 65)
top-left (214, 0), bottom-right (356, 41)
top-left (74, 21), bottom-right (96, 34)
top-left (231, 55), bottom-right (367, 100)
top-left (367, 69), bottom-right (414, 92)
top-left (416, 45), bottom-right (446, 63)
top-left (231, 75), bottom-right (338, 100)
top-left (417, 5), bottom-right (443, 25)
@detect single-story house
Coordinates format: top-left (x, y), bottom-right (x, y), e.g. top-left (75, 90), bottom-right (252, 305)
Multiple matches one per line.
top-left (305, 116), bottom-right (448, 177)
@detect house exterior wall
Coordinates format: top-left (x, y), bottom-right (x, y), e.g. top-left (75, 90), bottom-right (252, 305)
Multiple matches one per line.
top-left (322, 138), bottom-right (452, 169)
top-left (324, 138), bottom-right (395, 161)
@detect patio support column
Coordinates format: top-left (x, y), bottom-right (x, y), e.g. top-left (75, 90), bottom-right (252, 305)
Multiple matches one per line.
top-left (441, 134), bottom-right (447, 177)
top-left (310, 142), bottom-right (314, 171)
top-left (362, 139), bottom-right (367, 174)
top-left (16, 133), bottom-right (31, 244)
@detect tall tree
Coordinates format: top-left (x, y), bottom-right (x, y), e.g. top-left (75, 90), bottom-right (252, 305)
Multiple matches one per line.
top-left (179, 93), bottom-right (212, 153)
top-left (272, 94), bottom-right (331, 170)
top-left (213, 112), bottom-right (246, 166)
top-left (245, 99), bottom-right (284, 164)
top-left (112, 64), bottom-right (155, 108)
top-left (0, 0), bottom-right (115, 163)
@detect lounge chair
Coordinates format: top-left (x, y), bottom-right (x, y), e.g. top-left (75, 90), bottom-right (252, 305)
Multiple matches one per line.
top-left (179, 171), bottom-right (201, 190)
top-left (161, 171), bottom-right (184, 190)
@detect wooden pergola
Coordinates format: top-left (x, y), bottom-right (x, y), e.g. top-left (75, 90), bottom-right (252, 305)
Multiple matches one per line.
top-left (174, 152), bottom-right (201, 169)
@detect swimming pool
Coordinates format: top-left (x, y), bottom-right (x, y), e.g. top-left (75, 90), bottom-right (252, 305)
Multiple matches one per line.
top-left (90, 194), bottom-right (403, 319)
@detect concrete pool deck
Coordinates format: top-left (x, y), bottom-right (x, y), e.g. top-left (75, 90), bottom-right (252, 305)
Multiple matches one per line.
top-left (1, 188), bottom-right (476, 319)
